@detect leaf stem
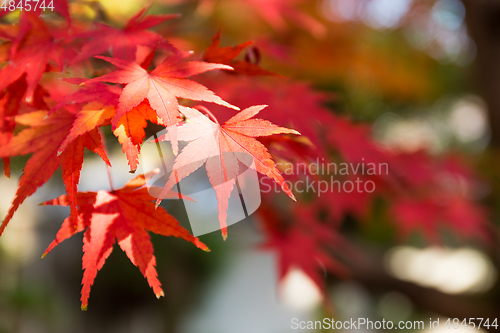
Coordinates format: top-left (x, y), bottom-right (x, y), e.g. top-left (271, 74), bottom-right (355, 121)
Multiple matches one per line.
top-left (106, 164), bottom-right (115, 192)
top-left (99, 128), bottom-right (115, 191)
top-left (193, 105), bottom-right (220, 125)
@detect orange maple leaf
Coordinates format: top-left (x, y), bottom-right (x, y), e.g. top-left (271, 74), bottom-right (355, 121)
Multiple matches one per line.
top-left (113, 102), bottom-right (163, 172)
top-left (55, 87), bottom-right (160, 173)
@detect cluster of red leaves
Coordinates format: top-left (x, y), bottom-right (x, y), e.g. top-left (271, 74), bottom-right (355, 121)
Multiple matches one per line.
top-left (0, 5), bottom-right (299, 309)
top-left (196, 74), bottom-right (491, 288)
top-left (0, 1), bottom-right (491, 310)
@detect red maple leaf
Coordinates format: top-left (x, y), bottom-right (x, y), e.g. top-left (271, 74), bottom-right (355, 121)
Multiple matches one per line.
top-left (85, 52), bottom-right (238, 128)
top-left (0, 14), bottom-right (75, 102)
top-left (41, 171), bottom-right (209, 310)
top-left (70, 7), bottom-right (178, 63)
top-left (203, 31), bottom-right (277, 76)
top-left (85, 51), bottom-right (240, 155)
top-left (0, 108), bottom-right (109, 236)
top-left (195, 76), bottom-right (336, 157)
top-left (155, 105), bottom-right (299, 239)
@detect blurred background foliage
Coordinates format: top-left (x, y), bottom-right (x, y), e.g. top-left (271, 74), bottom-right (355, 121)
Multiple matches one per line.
top-left (1, 0), bottom-right (500, 332)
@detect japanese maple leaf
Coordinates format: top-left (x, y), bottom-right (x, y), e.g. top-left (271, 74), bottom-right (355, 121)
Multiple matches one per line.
top-left (203, 31), bottom-right (277, 76)
top-left (41, 171), bottom-right (209, 310)
top-left (70, 7), bottom-right (178, 63)
top-left (85, 52), bottom-right (239, 154)
top-left (0, 109), bottom-right (110, 236)
top-left (0, 14), bottom-right (75, 102)
top-left (155, 105), bottom-right (299, 239)
top-left (85, 52), bottom-right (239, 128)
top-left (196, 77), bottom-right (336, 157)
